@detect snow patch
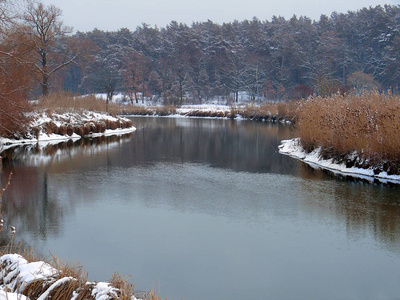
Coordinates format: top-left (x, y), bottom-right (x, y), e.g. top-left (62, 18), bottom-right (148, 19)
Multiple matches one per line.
top-left (0, 254), bottom-right (57, 293)
top-left (279, 138), bottom-right (400, 184)
top-left (0, 254), bottom-right (143, 300)
top-left (91, 282), bottom-right (118, 300)
top-left (177, 104), bottom-right (231, 114)
top-left (0, 111), bottom-right (136, 151)
top-left (0, 290), bottom-right (29, 300)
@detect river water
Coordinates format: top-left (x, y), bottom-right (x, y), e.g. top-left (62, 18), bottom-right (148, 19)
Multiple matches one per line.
top-left (2, 117), bottom-right (400, 300)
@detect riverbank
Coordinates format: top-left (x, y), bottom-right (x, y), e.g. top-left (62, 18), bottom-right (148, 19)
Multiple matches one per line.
top-left (118, 102), bottom-right (297, 123)
top-left (0, 111), bottom-right (136, 150)
top-left (282, 91), bottom-right (400, 184)
top-left (279, 138), bottom-right (400, 184)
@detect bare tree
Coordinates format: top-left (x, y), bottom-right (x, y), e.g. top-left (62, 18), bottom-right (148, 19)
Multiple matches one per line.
top-left (22, 1), bottom-right (77, 96)
top-left (0, 0), bottom-right (33, 138)
top-left (347, 71), bottom-right (379, 94)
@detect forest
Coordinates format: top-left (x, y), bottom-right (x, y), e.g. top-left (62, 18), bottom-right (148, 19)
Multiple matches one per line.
top-left (61, 4), bottom-right (400, 104)
top-left (0, 2), bottom-right (399, 106)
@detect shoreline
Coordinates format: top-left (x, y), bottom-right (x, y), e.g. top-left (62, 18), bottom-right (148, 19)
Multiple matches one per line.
top-left (118, 103), bottom-right (295, 124)
top-left (279, 138), bottom-right (400, 185)
top-left (0, 111), bottom-right (136, 152)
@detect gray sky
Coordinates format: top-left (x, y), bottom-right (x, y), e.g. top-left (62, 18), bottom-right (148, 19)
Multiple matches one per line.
top-left (40, 0), bottom-right (400, 32)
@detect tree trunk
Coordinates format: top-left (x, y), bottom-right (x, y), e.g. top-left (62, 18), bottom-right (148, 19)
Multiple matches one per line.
top-left (42, 73), bottom-right (49, 97)
top-left (42, 53), bottom-right (49, 97)
top-left (106, 92), bottom-right (112, 114)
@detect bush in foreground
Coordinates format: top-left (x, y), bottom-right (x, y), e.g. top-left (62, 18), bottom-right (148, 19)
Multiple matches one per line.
top-left (0, 251), bottom-right (162, 300)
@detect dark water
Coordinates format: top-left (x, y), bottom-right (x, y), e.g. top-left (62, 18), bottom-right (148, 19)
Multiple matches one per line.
top-left (2, 117), bottom-right (400, 300)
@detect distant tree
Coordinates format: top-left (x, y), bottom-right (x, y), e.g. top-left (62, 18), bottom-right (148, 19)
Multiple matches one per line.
top-left (122, 51), bottom-right (149, 104)
top-left (63, 36), bottom-right (98, 93)
top-left (347, 71), bottom-right (379, 94)
top-left (383, 36), bottom-right (400, 92)
top-left (97, 66), bottom-right (121, 113)
top-left (291, 84), bottom-right (313, 99)
top-left (191, 67), bottom-right (210, 102)
top-left (147, 70), bottom-right (162, 97)
top-left (314, 75), bottom-right (340, 97)
top-left (261, 80), bottom-right (276, 100)
top-left (22, 1), bottom-right (78, 96)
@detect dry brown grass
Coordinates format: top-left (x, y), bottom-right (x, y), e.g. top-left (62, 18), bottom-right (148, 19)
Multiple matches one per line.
top-left (39, 92), bottom-right (178, 119)
top-left (119, 104), bottom-right (177, 116)
top-left (155, 105), bottom-right (177, 116)
top-left (37, 92), bottom-right (126, 116)
top-left (238, 103), bottom-right (277, 120)
top-left (234, 101), bottom-right (299, 122)
top-left (0, 247), bottom-right (165, 299)
top-left (297, 91), bottom-right (400, 169)
top-left (119, 105), bottom-right (155, 116)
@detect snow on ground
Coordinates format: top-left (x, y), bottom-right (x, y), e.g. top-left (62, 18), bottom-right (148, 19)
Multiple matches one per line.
top-left (95, 92), bottom-right (252, 106)
top-left (0, 254), bottom-right (141, 300)
top-left (0, 111), bottom-right (136, 151)
top-left (0, 254), bottom-right (58, 298)
top-left (279, 138), bottom-right (400, 184)
top-left (0, 290), bottom-right (29, 300)
top-left (177, 104), bottom-right (232, 114)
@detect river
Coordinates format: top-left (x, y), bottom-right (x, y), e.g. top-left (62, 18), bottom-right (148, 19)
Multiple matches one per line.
top-left (1, 117), bottom-right (400, 300)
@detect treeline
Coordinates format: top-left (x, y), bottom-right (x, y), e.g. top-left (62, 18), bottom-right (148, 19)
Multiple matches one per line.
top-left (60, 4), bottom-right (400, 104)
top-left (1, 1), bottom-right (400, 107)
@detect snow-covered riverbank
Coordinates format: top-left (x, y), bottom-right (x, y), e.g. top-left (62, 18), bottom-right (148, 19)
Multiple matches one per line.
top-left (0, 111), bottom-right (136, 150)
top-left (279, 138), bottom-right (400, 184)
top-left (0, 254), bottom-right (142, 300)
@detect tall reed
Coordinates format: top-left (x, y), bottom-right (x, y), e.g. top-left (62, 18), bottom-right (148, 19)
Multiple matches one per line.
top-left (38, 92), bottom-right (125, 116)
top-left (297, 91), bottom-right (400, 166)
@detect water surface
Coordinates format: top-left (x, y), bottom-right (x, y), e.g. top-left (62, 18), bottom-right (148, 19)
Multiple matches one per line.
top-left (2, 117), bottom-right (400, 300)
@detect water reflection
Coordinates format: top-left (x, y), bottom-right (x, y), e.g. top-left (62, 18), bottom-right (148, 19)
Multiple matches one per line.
top-left (1, 134), bottom-right (134, 170)
top-left (2, 117), bottom-right (400, 253)
top-left (129, 117), bottom-right (298, 174)
top-left (1, 117), bottom-right (400, 299)
top-left (0, 134), bottom-right (134, 243)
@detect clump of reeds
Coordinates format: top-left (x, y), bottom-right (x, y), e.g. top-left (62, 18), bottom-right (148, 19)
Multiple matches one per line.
top-left (38, 92), bottom-right (128, 116)
top-left (234, 101), bottom-right (299, 122)
top-left (38, 92), bottom-right (105, 113)
top-left (297, 91), bottom-right (400, 172)
top-left (0, 246), bottom-right (164, 300)
top-left (155, 105), bottom-right (177, 116)
top-left (119, 105), bottom-right (155, 116)
top-left (118, 104), bottom-right (178, 117)
top-left (238, 103), bottom-right (277, 120)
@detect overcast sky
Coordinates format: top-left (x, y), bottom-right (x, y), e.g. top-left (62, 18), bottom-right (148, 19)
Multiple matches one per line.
top-left (40, 0), bottom-right (400, 32)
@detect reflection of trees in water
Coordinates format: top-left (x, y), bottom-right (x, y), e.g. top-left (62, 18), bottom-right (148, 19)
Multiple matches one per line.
top-left (1, 167), bottom-right (68, 241)
top-left (0, 134), bottom-right (134, 242)
top-left (333, 183), bottom-right (400, 254)
top-left (1, 134), bottom-right (133, 171)
top-left (300, 170), bottom-right (400, 253)
top-left (0, 118), bottom-right (300, 245)
top-left (2, 117), bottom-right (400, 256)
top-left (128, 117), bottom-right (298, 174)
